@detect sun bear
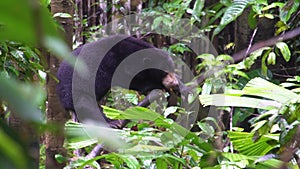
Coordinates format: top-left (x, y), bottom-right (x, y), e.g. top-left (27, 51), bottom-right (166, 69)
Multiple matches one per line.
top-left (57, 35), bottom-right (182, 127)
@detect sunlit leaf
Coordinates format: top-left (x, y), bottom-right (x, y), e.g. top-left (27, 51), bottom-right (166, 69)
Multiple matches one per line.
top-left (276, 42), bottom-right (291, 62)
top-left (228, 131), bottom-right (279, 156)
top-left (279, 0), bottom-right (300, 23)
top-left (53, 12), bottom-right (72, 18)
top-left (191, 0), bottom-right (204, 22)
top-left (267, 52), bottom-right (276, 65)
top-left (261, 13), bottom-right (274, 19)
top-left (103, 106), bottom-right (160, 121)
top-left (200, 94), bottom-right (281, 110)
top-left (156, 158), bottom-right (168, 169)
top-left (243, 78), bottom-right (298, 103)
top-left (55, 154), bottom-right (67, 164)
top-left (201, 81), bottom-right (212, 95)
top-left (164, 106), bottom-right (178, 117)
top-left (213, 0), bottom-right (253, 37)
top-left (125, 145), bottom-right (171, 153)
top-left (64, 121), bottom-right (125, 151)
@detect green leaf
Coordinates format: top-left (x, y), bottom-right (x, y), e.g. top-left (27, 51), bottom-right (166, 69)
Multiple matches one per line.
top-left (53, 12), bottom-right (72, 18)
top-left (201, 81), bottom-right (213, 94)
top-left (121, 154), bottom-right (140, 169)
top-left (267, 52), bottom-right (276, 65)
top-left (216, 54), bottom-right (233, 61)
top-left (200, 78), bottom-right (300, 109)
top-left (0, 0), bottom-right (59, 44)
top-left (251, 120), bottom-right (268, 132)
top-left (0, 0), bottom-right (36, 43)
top-left (236, 47), bottom-right (271, 69)
top-left (159, 154), bottom-right (186, 166)
top-left (40, 0), bottom-right (51, 6)
top-left (261, 49), bottom-right (272, 77)
top-left (262, 13), bottom-right (274, 19)
top-left (152, 16), bottom-right (164, 30)
top-left (203, 7), bottom-right (227, 28)
top-left (279, 125), bottom-right (297, 145)
top-left (248, 8), bottom-right (257, 29)
top-left (0, 127), bottom-right (27, 169)
top-left (156, 158), bottom-right (168, 169)
top-left (103, 106), bottom-right (161, 121)
top-left (243, 78), bottom-right (299, 103)
top-left (65, 122), bottom-right (98, 149)
top-left (164, 106), bottom-right (178, 117)
top-left (0, 74), bottom-right (43, 122)
top-left (126, 145), bottom-right (171, 153)
top-left (275, 42), bottom-right (291, 62)
top-left (196, 53), bottom-right (215, 61)
top-left (191, 0), bottom-right (205, 22)
top-left (197, 122), bottom-right (214, 137)
top-left (222, 152), bottom-right (282, 168)
top-left (213, 0), bottom-right (253, 37)
top-left (279, 0), bottom-right (300, 24)
top-left (55, 154), bottom-right (67, 164)
top-left (228, 131), bottom-right (279, 156)
top-left (200, 94), bottom-right (281, 110)
top-left (262, 2), bottom-right (284, 11)
top-left (64, 121), bottom-right (125, 150)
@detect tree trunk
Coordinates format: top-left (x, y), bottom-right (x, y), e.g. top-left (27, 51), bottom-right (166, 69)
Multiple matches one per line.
top-left (45, 0), bottom-right (73, 168)
top-left (235, 8), bottom-right (275, 67)
top-left (235, 8), bottom-right (252, 52)
top-left (8, 112), bottom-right (39, 168)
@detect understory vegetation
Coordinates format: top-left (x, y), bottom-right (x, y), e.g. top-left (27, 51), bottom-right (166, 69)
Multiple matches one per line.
top-left (0, 0), bottom-right (300, 168)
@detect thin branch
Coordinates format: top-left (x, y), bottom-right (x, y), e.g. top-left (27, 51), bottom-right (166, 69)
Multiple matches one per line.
top-left (86, 144), bottom-right (104, 159)
top-left (232, 26), bottom-right (300, 63)
top-left (244, 28), bottom-right (258, 59)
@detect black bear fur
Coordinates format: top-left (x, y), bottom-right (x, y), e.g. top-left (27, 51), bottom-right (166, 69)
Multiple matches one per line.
top-left (56, 35), bottom-right (179, 125)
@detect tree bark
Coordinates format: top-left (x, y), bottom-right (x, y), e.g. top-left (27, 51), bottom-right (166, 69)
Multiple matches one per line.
top-left (45, 0), bottom-right (73, 168)
top-left (8, 112), bottom-right (39, 168)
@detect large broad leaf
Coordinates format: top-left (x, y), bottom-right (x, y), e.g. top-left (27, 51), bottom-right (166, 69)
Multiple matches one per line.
top-left (102, 106), bottom-right (214, 153)
top-left (64, 121), bottom-right (98, 149)
top-left (103, 106), bottom-right (160, 121)
top-left (213, 0), bottom-right (253, 37)
top-left (77, 153), bottom-right (141, 169)
top-left (228, 131), bottom-right (279, 156)
top-left (0, 0), bottom-right (35, 43)
top-left (200, 94), bottom-right (281, 110)
top-left (0, 0), bottom-right (58, 44)
top-left (242, 78), bottom-right (299, 103)
top-left (200, 78), bottom-right (299, 109)
top-left (64, 121), bottom-right (124, 151)
top-left (222, 152), bottom-right (282, 168)
top-left (0, 74), bottom-right (43, 123)
top-left (0, 122), bottom-right (28, 169)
